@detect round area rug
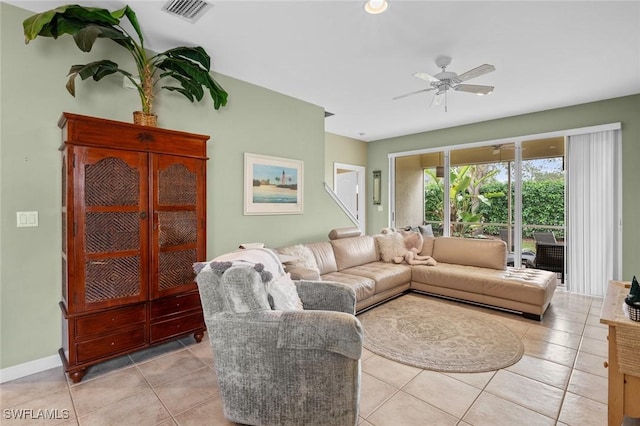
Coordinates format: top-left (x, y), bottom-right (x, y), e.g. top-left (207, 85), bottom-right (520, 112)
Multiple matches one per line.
top-left (358, 294), bottom-right (524, 373)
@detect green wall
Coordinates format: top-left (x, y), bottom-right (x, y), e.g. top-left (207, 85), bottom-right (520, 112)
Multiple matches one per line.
top-left (367, 94), bottom-right (640, 279)
top-left (0, 3), bottom-right (351, 369)
top-left (324, 132), bottom-right (367, 187)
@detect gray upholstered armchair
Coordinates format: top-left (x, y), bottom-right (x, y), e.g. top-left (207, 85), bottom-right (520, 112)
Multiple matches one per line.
top-left (195, 264), bottom-right (363, 426)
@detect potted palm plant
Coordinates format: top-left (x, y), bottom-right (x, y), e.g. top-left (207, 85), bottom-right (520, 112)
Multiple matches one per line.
top-left (23, 4), bottom-right (228, 126)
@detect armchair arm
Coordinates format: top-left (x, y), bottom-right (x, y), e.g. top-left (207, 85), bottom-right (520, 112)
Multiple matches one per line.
top-left (295, 280), bottom-right (357, 314)
top-left (208, 309), bottom-right (363, 360)
top-left (278, 310), bottom-right (363, 360)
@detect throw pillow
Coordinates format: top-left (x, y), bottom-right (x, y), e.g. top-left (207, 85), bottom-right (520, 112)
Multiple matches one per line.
top-left (277, 244), bottom-right (320, 274)
top-left (374, 232), bottom-right (407, 263)
top-left (418, 224), bottom-right (434, 237)
top-left (267, 272), bottom-right (304, 310)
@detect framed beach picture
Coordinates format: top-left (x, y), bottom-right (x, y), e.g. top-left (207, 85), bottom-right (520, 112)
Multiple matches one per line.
top-left (244, 153), bottom-right (304, 215)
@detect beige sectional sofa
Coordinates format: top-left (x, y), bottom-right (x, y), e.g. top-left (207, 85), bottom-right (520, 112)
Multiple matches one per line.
top-left (278, 228), bottom-right (557, 320)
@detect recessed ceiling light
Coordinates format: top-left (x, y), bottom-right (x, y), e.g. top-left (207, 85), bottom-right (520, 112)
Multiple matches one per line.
top-left (364, 0), bottom-right (388, 15)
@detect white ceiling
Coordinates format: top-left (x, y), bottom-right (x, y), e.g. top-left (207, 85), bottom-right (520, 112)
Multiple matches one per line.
top-left (9, 0), bottom-right (640, 141)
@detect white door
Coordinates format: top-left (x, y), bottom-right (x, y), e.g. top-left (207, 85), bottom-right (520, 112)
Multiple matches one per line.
top-left (334, 163), bottom-right (366, 234)
top-left (336, 171), bottom-right (358, 218)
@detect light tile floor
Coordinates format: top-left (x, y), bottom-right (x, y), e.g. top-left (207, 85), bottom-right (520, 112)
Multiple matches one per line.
top-left (2, 289), bottom-right (640, 425)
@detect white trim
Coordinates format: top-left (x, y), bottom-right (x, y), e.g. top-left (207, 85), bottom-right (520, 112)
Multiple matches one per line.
top-left (616, 135), bottom-right (623, 280)
top-left (442, 151), bottom-right (451, 236)
top-left (333, 162), bottom-right (366, 234)
top-left (0, 354), bottom-right (62, 383)
top-left (388, 157), bottom-right (395, 227)
top-left (323, 183), bottom-right (359, 227)
top-left (387, 122), bottom-right (622, 159)
top-left (513, 144), bottom-right (523, 262)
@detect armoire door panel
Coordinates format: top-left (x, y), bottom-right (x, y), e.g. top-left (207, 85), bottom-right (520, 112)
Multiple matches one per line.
top-left (158, 248), bottom-right (199, 294)
top-left (151, 155), bottom-right (205, 299)
top-left (72, 147), bottom-right (149, 312)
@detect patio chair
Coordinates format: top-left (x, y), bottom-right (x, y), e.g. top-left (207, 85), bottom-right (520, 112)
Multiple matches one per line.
top-left (534, 242), bottom-right (565, 283)
top-left (533, 231), bottom-right (558, 244)
top-left (500, 228), bottom-right (535, 267)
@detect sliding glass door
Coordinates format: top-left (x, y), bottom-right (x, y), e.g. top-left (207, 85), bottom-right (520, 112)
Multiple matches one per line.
top-left (394, 138), bottom-right (566, 274)
top-left (391, 124), bottom-right (621, 296)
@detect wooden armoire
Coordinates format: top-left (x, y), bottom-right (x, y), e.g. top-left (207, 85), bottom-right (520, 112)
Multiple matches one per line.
top-left (58, 113), bottom-right (209, 382)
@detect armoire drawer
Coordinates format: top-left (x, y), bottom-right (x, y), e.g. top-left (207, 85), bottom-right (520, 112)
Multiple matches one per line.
top-left (75, 304), bottom-right (146, 338)
top-left (150, 311), bottom-right (204, 343)
top-left (150, 293), bottom-right (202, 320)
top-left (76, 328), bottom-right (145, 363)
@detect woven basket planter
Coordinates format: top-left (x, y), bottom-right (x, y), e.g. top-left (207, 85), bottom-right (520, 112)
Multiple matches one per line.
top-left (133, 111), bottom-right (157, 127)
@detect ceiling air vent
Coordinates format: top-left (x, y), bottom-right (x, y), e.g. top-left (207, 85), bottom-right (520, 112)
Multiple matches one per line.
top-left (162, 0), bottom-right (212, 23)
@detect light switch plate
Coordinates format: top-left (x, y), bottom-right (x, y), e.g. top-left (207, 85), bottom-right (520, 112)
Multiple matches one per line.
top-left (16, 211), bottom-right (38, 227)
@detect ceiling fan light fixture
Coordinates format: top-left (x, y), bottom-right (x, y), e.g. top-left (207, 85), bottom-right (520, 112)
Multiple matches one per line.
top-left (365, 0), bottom-right (388, 14)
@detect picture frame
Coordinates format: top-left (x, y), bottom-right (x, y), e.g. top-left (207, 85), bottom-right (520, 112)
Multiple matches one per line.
top-left (244, 153), bottom-right (304, 215)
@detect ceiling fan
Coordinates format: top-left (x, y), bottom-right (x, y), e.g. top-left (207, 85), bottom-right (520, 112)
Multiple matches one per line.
top-left (393, 56), bottom-right (495, 111)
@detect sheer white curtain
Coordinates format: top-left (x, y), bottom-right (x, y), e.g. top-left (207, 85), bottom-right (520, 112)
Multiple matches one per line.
top-left (566, 130), bottom-right (621, 296)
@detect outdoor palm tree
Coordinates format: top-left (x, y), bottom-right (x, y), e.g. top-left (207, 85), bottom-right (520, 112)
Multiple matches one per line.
top-left (424, 165), bottom-right (501, 236)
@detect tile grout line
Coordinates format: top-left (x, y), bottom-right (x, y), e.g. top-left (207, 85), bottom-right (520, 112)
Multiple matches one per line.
top-left (555, 298), bottom-right (594, 424)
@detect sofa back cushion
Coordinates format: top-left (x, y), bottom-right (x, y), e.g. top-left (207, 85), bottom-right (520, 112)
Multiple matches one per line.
top-left (432, 237), bottom-right (507, 270)
top-left (330, 236), bottom-right (378, 271)
top-left (306, 241), bottom-right (339, 275)
top-left (419, 236), bottom-right (436, 257)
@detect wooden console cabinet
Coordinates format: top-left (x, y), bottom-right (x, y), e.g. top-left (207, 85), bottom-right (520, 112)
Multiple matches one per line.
top-left (600, 280), bottom-right (640, 425)
top-left (58, 113), bottom-right (209, 382)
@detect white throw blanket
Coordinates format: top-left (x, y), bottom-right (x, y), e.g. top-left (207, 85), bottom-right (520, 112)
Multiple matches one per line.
top-left (211, 248), bottom-right (285, 277)
top-left (195, 248), bottom-right (303, 310)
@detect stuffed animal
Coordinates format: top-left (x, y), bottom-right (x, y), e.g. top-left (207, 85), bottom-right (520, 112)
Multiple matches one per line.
top-left (377, 228), bottom-right (437, 266)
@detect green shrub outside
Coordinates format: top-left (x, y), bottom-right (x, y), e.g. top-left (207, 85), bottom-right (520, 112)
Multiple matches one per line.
top-left (425, 179), bottom-right (564, 238)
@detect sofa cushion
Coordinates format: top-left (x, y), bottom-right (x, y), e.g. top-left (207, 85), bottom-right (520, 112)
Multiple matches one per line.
top-left (419, 236), bottom-right (436, 257)
top-left (321, 271), bottom-right (375, 301)
top-left (412, 263), bottom-right (486, 295)
top-left (306, 241), bottom-right (338, 275)
top-left (432, 237), bottom-right (506, 270)
top-left (412, 263), bottom-right (554, 306)
top-left (342, 262), bottom-right (412, 294)
top-left (330, 236), bottom-right (378, 271)
top-left (485, 268), bottom-right (557, 306)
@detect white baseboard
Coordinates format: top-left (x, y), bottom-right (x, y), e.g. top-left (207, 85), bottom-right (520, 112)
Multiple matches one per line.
top-left (0, 354), bottom-right (62, 383)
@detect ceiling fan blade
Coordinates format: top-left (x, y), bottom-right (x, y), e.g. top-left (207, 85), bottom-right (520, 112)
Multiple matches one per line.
top-left (456, 64), bottom-right (495, 82)
top-left (392, 87), bottom-right (434, 100)
top-left (413, 72), bottom-right (440, 83)
top-left (454, 84), bottom-right (494, 95)
top-left (431, 92), bottom-right (445, 107)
